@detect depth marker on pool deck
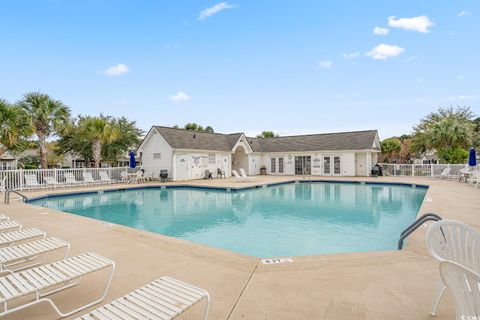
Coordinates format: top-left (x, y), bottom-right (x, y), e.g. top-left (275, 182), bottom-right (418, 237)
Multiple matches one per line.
top-left (261, 258), bottom-right (293, 264)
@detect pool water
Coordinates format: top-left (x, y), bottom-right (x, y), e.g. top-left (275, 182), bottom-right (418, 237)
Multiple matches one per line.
top-left (31, 182), bottom-right (427, 257)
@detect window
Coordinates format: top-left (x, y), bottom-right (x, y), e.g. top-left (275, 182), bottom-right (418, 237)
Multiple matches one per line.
top-left (208, 154), bottom-right (215, 164)
top-left (334, 156), bottom-right (341, 174)
top-left (278, 158), bottom-right (284, 173)
top-left (153, 153), bottom-right (161, 159)
top-left (271, 158), bottom-right (276, 173)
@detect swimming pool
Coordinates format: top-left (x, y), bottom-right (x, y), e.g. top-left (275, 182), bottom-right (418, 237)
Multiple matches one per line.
top-left (30, 182), bottom-right (427, 257)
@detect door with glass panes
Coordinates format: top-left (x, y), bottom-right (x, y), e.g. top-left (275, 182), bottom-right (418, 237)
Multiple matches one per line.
top-left (295, 156), bottom-right (311, 175)
top-left (323, 156), bottom-right (341, 175)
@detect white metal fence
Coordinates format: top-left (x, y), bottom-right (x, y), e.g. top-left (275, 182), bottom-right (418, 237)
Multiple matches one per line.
top-left (0, 167), bottom-right (136, 191)
top-left (379, 163), bottom-right (468, 177)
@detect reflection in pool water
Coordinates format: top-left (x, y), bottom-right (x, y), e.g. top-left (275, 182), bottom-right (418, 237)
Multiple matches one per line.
top-left (31, 182), bottom-right (427, 257)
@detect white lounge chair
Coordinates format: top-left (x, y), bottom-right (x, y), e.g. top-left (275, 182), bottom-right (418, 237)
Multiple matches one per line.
top-left (99, 171), bottom-right (112, 183)
top-left (44, 176), bottom-right (60, 188)
top-left (83, 172), bottom-right (99, 185)
top-left (24, 174), bottom-right (40, 189)
top-left (65, 172), bottom-right (83, 186)
top-left (232, 170), bottom-right (248, 182)
top-left (439, 260), bottom-right (480, 319)
top-left (239, 168), bottom-right (258, 181)
top-left (0, 214), bottom-right (9, 221)
top-left (76, 276), bottom-right (210, 320)
top-left (438, 167), bottom-right (452, 179)
top-left (0, 228), bottom-right (46, 247)
top-left (0, 220), bottom-right (21, 233)
top-left (426, 219), bottom-right (480, 316)
top-left (0, 237), bottom-right (70, 274)
top-left (467, 171), bottom-right (480, 189)
top-left (0, 251), bottom-right (115, 317)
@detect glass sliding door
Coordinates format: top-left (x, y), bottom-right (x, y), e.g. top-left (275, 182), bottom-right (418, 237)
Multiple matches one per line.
top-left (295, 156), bottom-right (311, 175)
top-left (323, 157), bottom-right (331, 175)
top-left (334, 156), bottom-right (341, 174)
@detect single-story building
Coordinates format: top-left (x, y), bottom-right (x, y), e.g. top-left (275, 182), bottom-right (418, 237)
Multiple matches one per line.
top-left (0, 144), bottom-right (18, 170)
top-left (137, 126), bottom-right (381, 181)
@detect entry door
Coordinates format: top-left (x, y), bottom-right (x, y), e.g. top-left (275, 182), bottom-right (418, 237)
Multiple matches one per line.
top-left (176, 155), bottom-right (189, 180)
top-left (295, 156), bottom-right (311, 175)
top-left (323, 156), bottom-right (341, 175)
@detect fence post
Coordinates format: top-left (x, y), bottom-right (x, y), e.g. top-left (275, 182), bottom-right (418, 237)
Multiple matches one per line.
top-left (430, 164), bottom-right (434, 177)
top-left (20, 169), bottom-right (24, 191)
top-left (411, 164), bottom-right (415, 177)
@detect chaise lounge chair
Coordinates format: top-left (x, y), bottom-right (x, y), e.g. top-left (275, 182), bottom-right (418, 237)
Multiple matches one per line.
top-left (0, 228), bottom-right (46, 247)
top-left (0, 251), bottom-right (115, 317)
top-left (467, 171), bottom-right (480, 189)
top-left (83, 172), bottom-right (99, 185)
top-left (24, 174), bottom-right (41, 189)
top-left (76, 276), bottom-right (210, 320)
top-left (65, 172), bottom-right (83, 186)
top-left (0, 214), bottom-right (9, 221)
top-left (438, 167), bottom-right (453, 179)
top-left (0, 220), bottom-right (21, 233)
top-left (232, 170), bottom-right (248, 182)
top-left (240, 168), bottom-right (258, 181)
top-left (0, 237), bottom-right (70, 274)
top-left (44, 176), bottom-right (61, 188)
top-left (99, 171), bottom-right (113, 184)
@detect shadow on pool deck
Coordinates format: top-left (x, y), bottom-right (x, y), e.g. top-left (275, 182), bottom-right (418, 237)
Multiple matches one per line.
top-left (2, 175), bottom-right (476, 319)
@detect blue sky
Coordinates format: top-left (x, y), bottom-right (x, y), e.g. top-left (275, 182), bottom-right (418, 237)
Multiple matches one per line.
top-left (1, 1), bottom-right (479, 138)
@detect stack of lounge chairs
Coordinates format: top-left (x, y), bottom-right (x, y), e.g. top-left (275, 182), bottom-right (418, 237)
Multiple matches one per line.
top-left (0, 213), bottom-right (211, 319)
top-left (23, 171), bottom-right (121, 190)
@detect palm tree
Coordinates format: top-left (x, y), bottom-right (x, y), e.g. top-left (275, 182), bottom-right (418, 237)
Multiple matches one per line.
top-left (18, 92), bottom-right (71, 168)
top-left (78, 116), bottom-right (119, 168)
top-left (0, 99), bottom-right (32, 151)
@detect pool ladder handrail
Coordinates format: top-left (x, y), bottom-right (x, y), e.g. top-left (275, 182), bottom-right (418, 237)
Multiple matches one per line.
top-left (4, 189), bottom-right (28, 204)
top-left (397, 213), bottom-right (442, 250)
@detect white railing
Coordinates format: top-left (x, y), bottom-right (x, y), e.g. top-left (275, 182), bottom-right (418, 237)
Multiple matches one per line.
top-left (0, 167), bottom-right (136, 191)
top-left (379, 163), bottom-right (468, 177)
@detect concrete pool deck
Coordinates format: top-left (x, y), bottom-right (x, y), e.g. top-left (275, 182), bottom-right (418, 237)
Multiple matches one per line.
top-left (1, 176), bottom-right (478, 319)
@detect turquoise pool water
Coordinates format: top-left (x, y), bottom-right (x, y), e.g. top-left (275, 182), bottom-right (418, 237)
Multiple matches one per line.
top-left (31, 182), bottom-right (427, 257)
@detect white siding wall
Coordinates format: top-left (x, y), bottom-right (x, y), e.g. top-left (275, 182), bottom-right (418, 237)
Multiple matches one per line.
top-left (175, 151), bottom-right (232, 181)
top-left (139, 131), bottom-right (173, 178)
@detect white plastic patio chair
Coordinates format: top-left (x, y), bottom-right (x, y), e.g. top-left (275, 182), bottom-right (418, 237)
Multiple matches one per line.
top-left (232, 170), bottom-right (248, 182)
top-left (24, 174), bottom-right (40, 189)
top-left (99, 171), bottom-right (112, 183)
top-left (44, 176), bottom-right (60, 188)
top-left (83, 172), bottom-right (98, 185)
top-left (0, 251), bottom-right (115, 318)
top-left (0, 237), bottom-right (70, 274)
top-left (64, 172), bottom-right (82, 186)
top-left (240, 168), bottom-right (258, 181)
top-left (0, 220), bottom-right (21, 233)
top-left (75, 276), bottom-right (210, 320)
top-left (120, 171), bottom-right (130, 183)
top-left (134, 170), bottom-right (145, 183)
top-left (439, 260), bottom-right (480, 320)
top-left (426, 219), bottom-right (480, 316)
top-left (0, 228), bottom-right (45, 247)
top-left (467, 171), bottom-right (480, 189)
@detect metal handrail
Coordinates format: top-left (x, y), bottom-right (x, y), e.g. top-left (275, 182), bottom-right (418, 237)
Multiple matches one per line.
top-left (397, 213), bottom-right (442, 250)
top-left (4, 189), bottom-right (28, 204)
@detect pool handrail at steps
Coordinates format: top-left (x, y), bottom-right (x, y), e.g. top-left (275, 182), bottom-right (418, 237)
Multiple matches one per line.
top-left (4, 189), bottom-right (28, 205)
top-left (397, 213), bottom-right (443, 250)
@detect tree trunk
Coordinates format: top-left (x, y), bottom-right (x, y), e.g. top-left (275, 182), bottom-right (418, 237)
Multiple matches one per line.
top-left (92, 139), bottom-right (102, 168)
top-left (38, 134), bottom-right (48, 169)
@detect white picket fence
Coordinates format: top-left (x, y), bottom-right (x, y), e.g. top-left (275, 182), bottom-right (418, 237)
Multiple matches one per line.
top-left (0, 167), bottom-right (135, 191)
top-left (379, 163), bottom-right (468, 177)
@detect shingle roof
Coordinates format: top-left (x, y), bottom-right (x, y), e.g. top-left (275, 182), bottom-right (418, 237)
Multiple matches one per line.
top-left (153, 126), bottom-right (378, 153)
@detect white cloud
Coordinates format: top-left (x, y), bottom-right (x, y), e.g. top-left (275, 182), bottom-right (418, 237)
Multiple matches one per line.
top-left (458, 10), bottom-right (471, 17)
top-left (101, 64), bottom-right (130, 76)
top-left (448, 95), bottom-right (477, 101)
top-left (318, 60), bottom-right (332, 68)
top-left (168, 91), bottom-right (191, 103)
top-left (387, 15), bottom-right (434, 33)
top-left (373, 27), bottom-right (390, 36)
top-left (366, 44), bottom-right (405, 60)
top-left (198, 2), bottom-right (234, 21)
top-left (342, 52), bottom-right (360, 59)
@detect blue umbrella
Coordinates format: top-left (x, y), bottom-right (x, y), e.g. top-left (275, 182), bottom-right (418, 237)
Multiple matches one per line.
top-left (129, 151), bottom-right (136, 168)
top-left (469, 147), bottom-right (477, 167)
